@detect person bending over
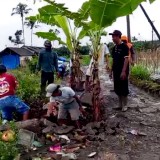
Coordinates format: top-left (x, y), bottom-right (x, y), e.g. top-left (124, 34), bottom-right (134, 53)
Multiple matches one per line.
top-left (46, 84), bottom-right (83, 128)
top-left (0, 65), bottom-right (29, 123)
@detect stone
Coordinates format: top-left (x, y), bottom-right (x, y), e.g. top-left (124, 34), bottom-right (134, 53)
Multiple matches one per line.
top-left (105, 128), bottom-right (116, 135)
top-left (107, 118), bottom-right (120, 129)
top-left (86, 122), bottom-right (94, 128)
top-left (53, 126), bottom-right (75, 135)
top-left (80, 92), bottom-right (92, 107)
top-left (93, 122), bottom-right (101, 129)
top-left (41, 118), bottom-right (57, 127)
top-left (85, 127), bottom-right (96, 135)
top-left (88, 135), bottom-right (96, 141)
top-left (98, 133), bottom-right (105, 141)
top-left (42, 126), bottom-right (54, 133)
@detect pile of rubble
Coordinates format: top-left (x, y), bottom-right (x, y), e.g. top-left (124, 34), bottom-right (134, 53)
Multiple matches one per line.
top-left (13, 115), bottom-right (122, 160)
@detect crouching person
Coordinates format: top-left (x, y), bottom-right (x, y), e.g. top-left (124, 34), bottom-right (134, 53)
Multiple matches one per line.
top-left (0, 65), bottom-right (29, 123)
top-left (46, 84), bottom-right (82, 128)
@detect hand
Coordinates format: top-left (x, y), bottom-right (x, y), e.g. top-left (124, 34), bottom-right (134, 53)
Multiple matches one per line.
top-left (79, 106), bottom-right (86, 117)
top-left (120, 71), bottom-right (127, 80)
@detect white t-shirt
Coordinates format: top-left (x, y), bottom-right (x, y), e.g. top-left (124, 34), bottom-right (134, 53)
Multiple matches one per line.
top-left (50, 87), bottom-right (75, 104)
top-left (86, 44), bottom-right (110, 76)
top-left (98, 44), bottom-right (110, 66)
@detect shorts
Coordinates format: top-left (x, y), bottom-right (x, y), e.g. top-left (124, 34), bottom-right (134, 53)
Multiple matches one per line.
top-left (0, 96), bottom-right (30, 120)
top-left (58, 100), bottom-right (80, 121)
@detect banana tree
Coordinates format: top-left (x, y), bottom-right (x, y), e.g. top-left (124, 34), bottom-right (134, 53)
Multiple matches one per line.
top-left (29, 0), bottom-right (88, 90)
top-left (78, 0), bottom-right (156, 121)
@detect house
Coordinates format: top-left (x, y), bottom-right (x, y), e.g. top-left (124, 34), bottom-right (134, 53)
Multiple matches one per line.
top-left (0, 46), bottom-right (44, 69)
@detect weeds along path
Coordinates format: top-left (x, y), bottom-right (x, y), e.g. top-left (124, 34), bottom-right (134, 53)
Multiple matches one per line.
top-left (89, 67), bottom-right (160, 160)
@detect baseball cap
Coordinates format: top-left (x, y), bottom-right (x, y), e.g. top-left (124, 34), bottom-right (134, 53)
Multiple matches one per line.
top-left (46, 84), bottom-right (58, 97)
top-left (109, 30), bottom-right (122, 36)
top-left (44, 40), bottom-right (52, 47)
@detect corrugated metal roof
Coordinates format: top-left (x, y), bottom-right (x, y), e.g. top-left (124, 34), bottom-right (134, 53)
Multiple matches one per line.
top-left (0, 46), bottom-right (44, 56)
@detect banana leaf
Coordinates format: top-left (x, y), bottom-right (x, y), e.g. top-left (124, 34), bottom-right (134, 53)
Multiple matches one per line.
top-left (35, 32), bottom-right (65, 45)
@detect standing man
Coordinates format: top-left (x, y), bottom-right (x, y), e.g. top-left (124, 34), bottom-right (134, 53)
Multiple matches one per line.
top-left (121, 35), bottom-right (136, 65)
top-left (109, 30), bottom-right (129, 111)
top-left (85, 43), bottom-right (110, 90)
top-left (37, 40), bottom-right (58, 94)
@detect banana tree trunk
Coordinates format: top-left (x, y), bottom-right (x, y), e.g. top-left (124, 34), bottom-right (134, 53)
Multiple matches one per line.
top-left (85, 53), bottom-right (101, 121)
top-left (92, 56), bottom-right (101, 121)
top-left (70, 53), bottom-right (84, 91)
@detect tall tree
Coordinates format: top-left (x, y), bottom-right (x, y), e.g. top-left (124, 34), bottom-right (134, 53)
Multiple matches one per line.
top-left (11, 3), bottom-right (32, 45)
top-left (24, 20), bottom-right (39, 46)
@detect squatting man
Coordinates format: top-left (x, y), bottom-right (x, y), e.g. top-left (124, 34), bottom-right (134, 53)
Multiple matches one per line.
top-left (45, 83), bottom-right (85, 128)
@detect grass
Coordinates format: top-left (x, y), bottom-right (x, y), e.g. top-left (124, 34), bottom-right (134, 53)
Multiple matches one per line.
top-left (136, 50), bottom-right (160, 74)
top-left (131, 64), bottom-right (151, 80)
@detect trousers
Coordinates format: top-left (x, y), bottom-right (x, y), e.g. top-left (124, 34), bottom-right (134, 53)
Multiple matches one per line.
top-left (41, 71), bottom-right (54, 93)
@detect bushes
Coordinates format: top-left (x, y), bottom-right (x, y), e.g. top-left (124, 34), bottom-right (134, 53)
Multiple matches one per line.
top-left (28, 56), bottom-right (38, 73)
top-left (0, 121), bottom-right (19, 160)
top-left (10, 68), bottom-right (40, 102)
top-left (131, 64), bottom-right (151, 80)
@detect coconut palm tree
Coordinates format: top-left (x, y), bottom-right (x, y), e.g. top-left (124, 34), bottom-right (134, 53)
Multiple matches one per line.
top-left (11, 3), bottom-right (32, 45)
top-left (24, 20), bottom-right (40, 46)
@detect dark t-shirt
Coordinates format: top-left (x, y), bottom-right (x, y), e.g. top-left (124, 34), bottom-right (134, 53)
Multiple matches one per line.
top-left (112, 43), bottom-right (129, 75)
top-left (37, 49), bottom-right (58, 73)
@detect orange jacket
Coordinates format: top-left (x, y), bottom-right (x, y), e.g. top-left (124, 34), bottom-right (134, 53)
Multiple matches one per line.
top-left (121, 36), bottom-right (133, 63)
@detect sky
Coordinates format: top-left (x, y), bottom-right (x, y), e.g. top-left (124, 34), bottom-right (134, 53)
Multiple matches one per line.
top-left (0, 0), bottom-right (160, 50)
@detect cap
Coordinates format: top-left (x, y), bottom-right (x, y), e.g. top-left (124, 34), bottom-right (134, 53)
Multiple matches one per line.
top-left (44, 40), bottom-right (52, 47)
top-left (109, 30), bottom-right (122, 36)
top-left (121, 35), bottom-right (128, 41)
top-left (46, 84), bottom-right (58, 97)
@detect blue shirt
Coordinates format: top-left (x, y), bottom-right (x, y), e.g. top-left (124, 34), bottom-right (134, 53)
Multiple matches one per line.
top-left (37, 49), bottom-right (58, 73)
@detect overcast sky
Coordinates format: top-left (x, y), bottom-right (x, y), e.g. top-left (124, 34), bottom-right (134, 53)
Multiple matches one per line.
top-left (0, 0), bottom-right (159, 50)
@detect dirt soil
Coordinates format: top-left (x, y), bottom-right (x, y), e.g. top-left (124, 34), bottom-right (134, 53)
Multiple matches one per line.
top-left (81, 68), bottom-right (160, 160)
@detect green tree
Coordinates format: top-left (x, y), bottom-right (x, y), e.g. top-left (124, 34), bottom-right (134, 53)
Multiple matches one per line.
top-left (9, 30), bottom-right (24, 46)
top-left (11, 3), bottom-right (32, 45)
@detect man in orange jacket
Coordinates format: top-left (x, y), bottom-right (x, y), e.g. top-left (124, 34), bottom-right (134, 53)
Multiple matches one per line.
top-left (121, 36), bottom-right (135, 66)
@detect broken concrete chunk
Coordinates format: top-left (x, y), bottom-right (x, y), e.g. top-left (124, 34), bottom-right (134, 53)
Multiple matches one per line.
top-left (53, 126), bottom-right (74, 135)
top-left (41, 118), bottom-right (57, 127)
top-left (80, 92), bottom-right (92, 107)
top-left (98, 133), bottom-right (105, 141)
top-left (105, 128), bottom-right (116, 135)
top-left (18, 129), bottom-right (35, 148)
top-left (42, 126), bottom-right (54, 134)
top-left (85, 127), bottom-right (96, 135)
top-left (107, 118), bottom-right (120, 129)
